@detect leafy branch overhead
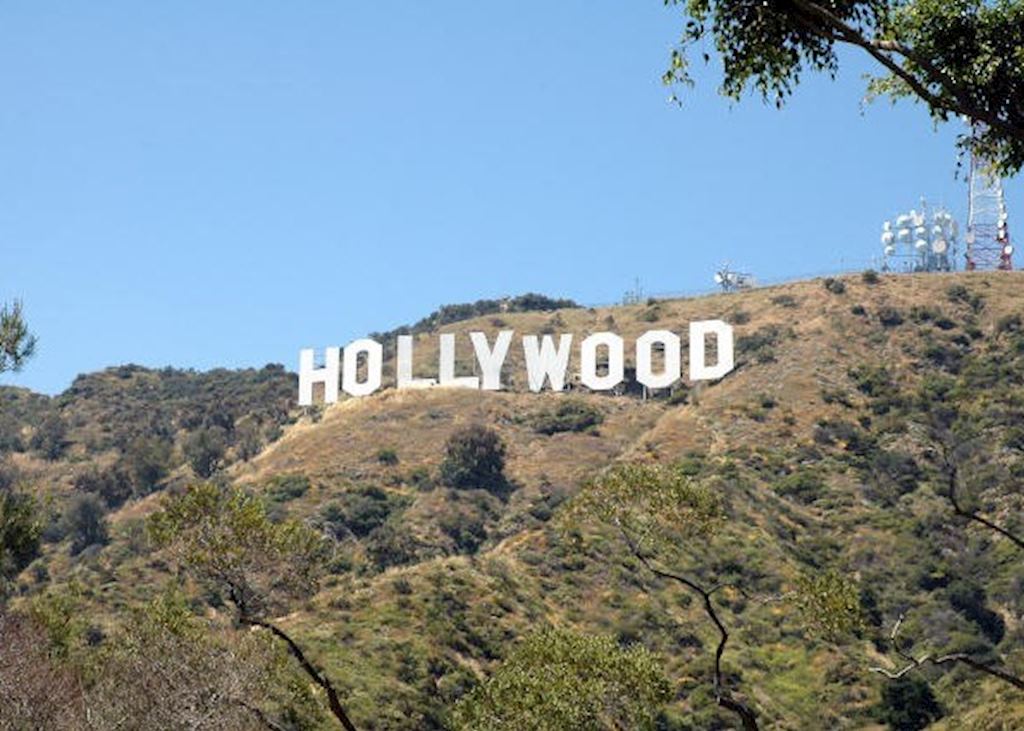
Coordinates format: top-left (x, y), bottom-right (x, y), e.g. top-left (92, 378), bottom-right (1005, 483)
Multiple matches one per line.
top-left (0, 300), bottom-right (36, 374)
top-left (665, 0), bottom-right (1024, 174)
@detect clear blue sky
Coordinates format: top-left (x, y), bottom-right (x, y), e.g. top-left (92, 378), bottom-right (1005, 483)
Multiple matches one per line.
top-left (1, 2), bottom-right (1014, 395)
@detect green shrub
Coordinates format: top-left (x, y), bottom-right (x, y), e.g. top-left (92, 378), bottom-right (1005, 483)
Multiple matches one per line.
top-left (365, 522), bottom-right (422, 570)
top-left (737, 325), bottom-right (786, 364)
top-left (123, 437), bottom-right (172, 495)
top-left (948, 581), bottom-right (1005, 644)
top-left (862, 269), bottom-right (880, 284)
top-left (945, 284), bottom-right (984, 312)
top-left (875, 676), bottom-right (942, 730)
top-left (376, 447), bottom-right (399, 466)
top-left (823, 278), bottom-right (846, 295)
top-left (74, 465), bottom-right (133, 509)
top-left (184, 427), bottom-right (228, 478)
top-left (439, 425), bottom-right (509, 496)
top-left (407, 466), bottom-right (435, 491)
top-left (773, 470), bottom-right (826, 504)
top-left (771, 294), bottom-right (799, 308)
top-left (0, 490), bottom-right (41, 585)
top-left (62, 494), bottom-right (109, 556)
top-left (30, 413), bottom-right (67, 461)
top-left (530, 400), bottom-right (604, 435)
top-left (877, 306), bottom-right (904, 327)
top-left (667, 385), bottom-right (689, 405)
top-left (266, 474), bottom-right (311, 502)
top-left (867, 450), bottom-right (923, 505)
top-left (318, 485), bottom-right (408, 539)
top-left (439, 509), bottom-right (488, 554)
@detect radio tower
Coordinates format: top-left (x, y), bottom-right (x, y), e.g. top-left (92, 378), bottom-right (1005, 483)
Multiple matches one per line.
top-left (965, 125), bottom-right (1013, 270)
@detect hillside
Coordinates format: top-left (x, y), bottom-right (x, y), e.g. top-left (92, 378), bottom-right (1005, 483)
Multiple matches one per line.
top-left (3, 271), bottom-right (1024, 730)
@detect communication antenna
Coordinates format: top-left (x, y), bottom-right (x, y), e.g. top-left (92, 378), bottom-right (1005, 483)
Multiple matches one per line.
top-left (713, 263), bottom-right (754, 292)
top-left (880, 198), bottom-right (958, 273)
top-left (622, 277), bottom-right (644, 305)
top-left (965, 123), bottom-right (1013, 270)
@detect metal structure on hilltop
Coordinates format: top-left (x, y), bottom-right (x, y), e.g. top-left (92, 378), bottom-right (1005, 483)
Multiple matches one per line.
top-left (965, 126), bottom-right (1013, 270)
top-left (880, 198), bottom-right (959, 273)
top-left (622, 277), bottom-right (644, 305)
top-left (713, 263), bottom-right (755, 292)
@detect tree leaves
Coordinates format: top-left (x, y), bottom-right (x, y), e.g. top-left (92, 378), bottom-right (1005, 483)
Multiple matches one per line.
top-left (664, 1), bottom-right (1024, 174)
top-left (450, 628), bottom-right (671, 731)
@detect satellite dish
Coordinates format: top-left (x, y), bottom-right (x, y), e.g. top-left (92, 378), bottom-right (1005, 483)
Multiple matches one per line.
top-left (914, 226), bottom-right (927, 238)
top-left (1004, 244), bottom-right (1015, 256)
top-left (932, 239), bottom-right (948, 254)
top-left (714, 273), bottom-right (724, 284)
top-left (898, 228), bottom-right (912, 242)
top-left (915, 239), bottom-right (928, 251)
top-left (896, 214), bottom-right (911, 227)
top-left (881, 231), bottom-right (895, 245)
top-left (882, 221), bottom-right (892, 231)
top-left (966, 231), bottom-right (976, 244)
top-left (884, 245), bottom-right (896, 256)
top-left (932, 225), bottom-right (943, 236)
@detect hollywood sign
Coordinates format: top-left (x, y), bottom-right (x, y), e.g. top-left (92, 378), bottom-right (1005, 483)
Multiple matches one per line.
top-left (298, 321), bottom-right (733, 405)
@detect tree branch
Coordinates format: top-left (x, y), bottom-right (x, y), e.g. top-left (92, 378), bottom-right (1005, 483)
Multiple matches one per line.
top-left (939, 446), bottom-right (1024, 552)
top-left (617, 526), bottom-right (759, 730)
top-left (870, 614), bottom-right (1024, 691)
top-left (240, 615), bottom-right (358, 731)
top-left (786, 0), bottom-right (1024, 142)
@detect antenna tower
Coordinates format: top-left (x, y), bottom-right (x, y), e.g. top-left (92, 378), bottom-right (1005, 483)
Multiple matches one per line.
top-left (881, 198), bottom-right (958, 273)
top-left (965, 125), bottom-right (1013, 270)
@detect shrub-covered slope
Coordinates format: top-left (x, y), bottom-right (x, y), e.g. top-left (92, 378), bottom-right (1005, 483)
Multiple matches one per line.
top-left (5, 272), bottom-right (1024, 730)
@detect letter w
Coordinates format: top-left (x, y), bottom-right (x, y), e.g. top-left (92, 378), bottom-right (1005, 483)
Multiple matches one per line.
top-left (522, 334), bottom-right (573, 392)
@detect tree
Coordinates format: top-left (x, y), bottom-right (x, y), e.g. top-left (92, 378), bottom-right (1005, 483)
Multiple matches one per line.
top-left (235, 418), bottom-right (264, 462)
top-left (0, 300), bottom-right (36, 374)
top-left (664, 1), bottom-right (1024, 175)
top-left (0, 488), bottom-right (41, 593)
top-left (439, 425), bottom-right (509, 496)
top-left (30, 412), bottom-right (67, 461)
top-left (148, 483), bottom-right (359, 730)
top-left (450, 628), bottom-right (671, 731)
top-left (123, 436), bottom-right (172, 495)
top-left (184, 426), bottom-right (228, 478)
top-left (563, 462), bottom-right (760, 730)
top-left (62, 494), bottom-right (109, 556)
top-left (74, 465), bottom-right (133, 510)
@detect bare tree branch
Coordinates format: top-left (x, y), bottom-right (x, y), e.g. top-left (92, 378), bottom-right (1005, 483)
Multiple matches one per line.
top-left (870, 614), bottom-right (1024, 691)
top-left (617, 526), bottom-right (759, 731)
top-left (936, 441), bottom-right (1024, 552)
top-left (223, 577), bottom-right (358, 731)
top-left (240, 615), bottom-right (358, 731)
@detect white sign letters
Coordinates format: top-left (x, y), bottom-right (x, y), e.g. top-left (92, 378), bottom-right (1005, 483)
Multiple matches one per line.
top-left (299, 321), bottom-right (733, 405)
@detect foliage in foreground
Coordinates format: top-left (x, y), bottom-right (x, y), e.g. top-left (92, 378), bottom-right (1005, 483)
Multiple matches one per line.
top-left (450, 628), bottom-right (671, 731)
top-left (664, 1), bottom-right (1024, 175)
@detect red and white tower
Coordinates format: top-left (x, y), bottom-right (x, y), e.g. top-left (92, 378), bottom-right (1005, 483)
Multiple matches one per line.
top-left (965, 126), bottom-right (1013, 270)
